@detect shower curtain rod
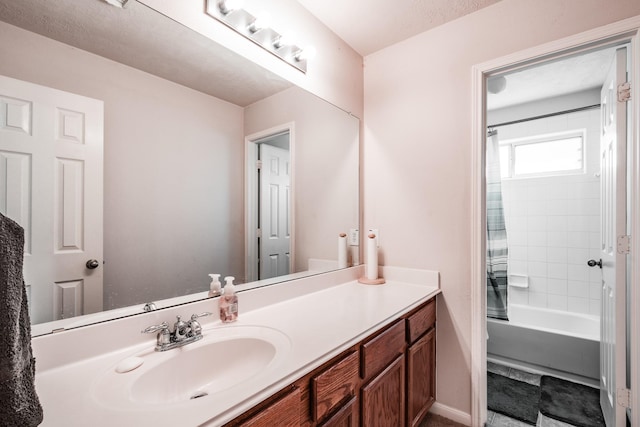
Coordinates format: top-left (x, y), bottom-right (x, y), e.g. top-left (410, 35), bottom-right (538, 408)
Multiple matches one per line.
top-left (487, 103), bottom-right (600, 129)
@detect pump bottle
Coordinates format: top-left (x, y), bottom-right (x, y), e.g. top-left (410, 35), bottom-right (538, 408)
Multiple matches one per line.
top-left (219, 276), bottom-right (238, 323)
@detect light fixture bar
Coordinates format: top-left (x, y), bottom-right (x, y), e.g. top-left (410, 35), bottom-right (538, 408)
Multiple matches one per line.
top-left (206, 0), bottom-right (310, 73)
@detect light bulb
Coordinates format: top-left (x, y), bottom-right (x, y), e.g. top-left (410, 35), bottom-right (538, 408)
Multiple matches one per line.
top-left (248, 13), bottom-right (272, 33)
top-left (273, 30), bottom-right (296, 49)
top-left (218, 0), bottom-right (244, 15)
top-left (295, 46), bottom-right (317, 62)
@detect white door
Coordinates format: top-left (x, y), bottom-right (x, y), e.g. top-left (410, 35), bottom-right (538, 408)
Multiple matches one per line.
top-left (259, 144), bottom-right (290, 279)
top-left (599, 47), bottom-right (628, 427)
top-left (0, 75), bottom-right (103, 324)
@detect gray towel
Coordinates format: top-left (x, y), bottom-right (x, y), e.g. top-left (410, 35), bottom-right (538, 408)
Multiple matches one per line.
top-left (0, 213), bottom-right (43, 427)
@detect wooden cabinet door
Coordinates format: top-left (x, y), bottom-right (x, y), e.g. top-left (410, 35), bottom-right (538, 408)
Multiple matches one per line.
top-left (407, 328), bottom-right (436, 427)
top-left (319, 396), bottom-right (358, 427)
top-left (361, 356), bottom-right (405, 427)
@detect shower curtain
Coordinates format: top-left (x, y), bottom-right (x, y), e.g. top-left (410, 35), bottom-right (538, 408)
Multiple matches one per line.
top-left (486, 130), bottom-right (508, 320)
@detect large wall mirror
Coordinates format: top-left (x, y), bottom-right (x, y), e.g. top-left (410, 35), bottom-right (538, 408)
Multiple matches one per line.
top-left (0, 0), bottom-right (360, 336)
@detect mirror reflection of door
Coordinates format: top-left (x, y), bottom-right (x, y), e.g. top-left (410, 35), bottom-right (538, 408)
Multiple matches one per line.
top-left (0, 75), bottom-right (104, 323)
top-left (257, 133), bottom-right (291, 280)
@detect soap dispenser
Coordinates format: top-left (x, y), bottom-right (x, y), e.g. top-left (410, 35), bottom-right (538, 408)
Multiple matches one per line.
top-left (208, 274), bottom-right (222, 297)
top-left (219, 276), bottom-right (238, 323)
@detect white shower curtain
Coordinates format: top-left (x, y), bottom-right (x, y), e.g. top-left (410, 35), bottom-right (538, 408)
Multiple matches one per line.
top-left (486, 130), bottom-right (509, 320)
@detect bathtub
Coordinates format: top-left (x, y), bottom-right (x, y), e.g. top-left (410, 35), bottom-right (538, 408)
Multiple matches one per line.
top-left (487, 304), bottom-right (600, 382)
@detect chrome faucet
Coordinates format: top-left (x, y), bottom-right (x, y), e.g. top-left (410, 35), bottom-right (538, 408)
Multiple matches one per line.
top-left (142, 312), bottom-right (211, 351)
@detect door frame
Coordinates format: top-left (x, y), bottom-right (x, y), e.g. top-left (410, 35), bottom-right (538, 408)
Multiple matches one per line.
top-left (245, 122), bottom-right (295, 282)
top-left (470, 17), bottom-right (640, 427)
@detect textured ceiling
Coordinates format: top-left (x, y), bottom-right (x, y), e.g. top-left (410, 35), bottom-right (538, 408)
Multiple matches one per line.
top-left (295, 0), bottom-right (503, 56)
top-left (0, 0), bottom-right (293, 107)
top-left (488, 47), bottom-right (617, 110)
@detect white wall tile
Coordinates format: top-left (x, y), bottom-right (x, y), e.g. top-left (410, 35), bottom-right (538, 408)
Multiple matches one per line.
top-left (509, 245), bottom-right (528, 260)
top-left (567, 216), bottom-right (590, 232)
top-left (568, 264), bottom-right (589, 281)
top-left (589, 282), bottom-right (602, 300)
top-left (528, 246), bottom-right (547, 262)
top-left (509, 260), bottom-right (527, 275)
top-left (548, 294), bottom-right (568, 311)
top-left (568, 297), bottom-right (590, 314)
top-left (548, 263), bottom-right (568, 279)
top-left (588, 268), bottom-right (602, 284)
top-left (547, 278), bottom-right (568, 295)
top-left (567, 231), bottom-right (590, 248)
top-left (528, 276), bottom-right (548, 293)
top-left (528, 231), bottom-right (547, 246)
top-left (509, 288), bottom-right (529, 305)
top-left (568, 280), bottom-right (589, 298)
top-left (529, 292), bottom-right (548, 308)
top-left (528, 216), bottom-right (547, 231)
top-left (589, 299), bottom-right (601, 316)
top-left (528, 261), bottom-right (547, 277)
top-left (509, 231), bottom-right (528, 245)
top-left (547, 247), bottom-right (567, 263)
top-left (547, 216), bottom-right (568, 232)
top-left (567, 248), bottom-right (589, 265)
top-left (547, 231), bottom-right (567, 247)
top-left (547, 199), bottom-right (568, 215)
top-left (527, 200), bottom-right (548, 216)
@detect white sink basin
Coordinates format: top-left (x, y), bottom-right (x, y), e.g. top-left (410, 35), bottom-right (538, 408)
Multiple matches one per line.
top-left (92, 325), bottom-right (291, 409)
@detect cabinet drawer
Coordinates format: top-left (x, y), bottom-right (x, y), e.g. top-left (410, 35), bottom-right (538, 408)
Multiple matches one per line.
top-left (312, 351), bottom-right (360, 422)
top-left (237, 386), bottom-right (300, 427)
top-left (361, 320), bottom-right (405, 380)
top-left (406, 299), bottom-right (436, 344)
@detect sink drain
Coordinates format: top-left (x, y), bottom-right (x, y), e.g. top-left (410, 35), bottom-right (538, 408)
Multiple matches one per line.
top-left (190, 391), bottom-right (208, 400)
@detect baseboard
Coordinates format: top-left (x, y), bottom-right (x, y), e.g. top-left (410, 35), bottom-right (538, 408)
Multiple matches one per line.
top-left (429, 402), bottom-right (472, 426)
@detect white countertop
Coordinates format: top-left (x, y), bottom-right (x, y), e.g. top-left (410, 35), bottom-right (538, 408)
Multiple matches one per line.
top-left (33, 266), bottom-right (440, 427)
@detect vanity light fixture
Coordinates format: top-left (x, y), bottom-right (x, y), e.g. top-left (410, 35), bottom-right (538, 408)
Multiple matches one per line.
top-left (102, 0), bottom-right (129, 8)
top-left (206, 0), bottom-right (313, 73)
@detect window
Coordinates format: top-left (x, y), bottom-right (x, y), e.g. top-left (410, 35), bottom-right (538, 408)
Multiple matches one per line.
top-left (499, 131), bottom-right (585, 179)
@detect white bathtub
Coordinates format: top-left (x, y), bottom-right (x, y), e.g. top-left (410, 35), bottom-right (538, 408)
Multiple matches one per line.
top-left (487, 304), bottom-right (600, 382)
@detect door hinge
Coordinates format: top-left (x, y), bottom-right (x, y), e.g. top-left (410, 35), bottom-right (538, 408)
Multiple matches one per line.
top-left (617, 235), bottom-right (631, 254)
top-left (256, 228), bottom-right (262, 238)
top-left (617, 388), bottom-right (631, 409)
top-left (618, 82), bottom-right (631, 102)
top-left (256, 160), bottom-right (263, 170)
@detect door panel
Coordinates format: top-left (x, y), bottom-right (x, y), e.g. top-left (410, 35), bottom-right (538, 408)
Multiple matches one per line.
top-left (599, 47), bottom-right (627, 427)
top-left (259, 144), bottom-right (290, 280)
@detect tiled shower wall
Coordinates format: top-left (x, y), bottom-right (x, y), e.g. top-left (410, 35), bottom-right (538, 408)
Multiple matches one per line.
top-left (499, 108), bottom-right (601, 316)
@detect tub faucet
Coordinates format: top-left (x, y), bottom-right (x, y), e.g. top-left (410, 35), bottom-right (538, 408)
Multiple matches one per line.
top-left (142, 312), bottom-right (212, 351)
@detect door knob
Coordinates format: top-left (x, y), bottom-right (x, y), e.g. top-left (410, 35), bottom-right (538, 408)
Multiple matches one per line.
top-left (86, 259), bottom-right (100, 269)
top-left (587, 259), bottom-right (602, 268)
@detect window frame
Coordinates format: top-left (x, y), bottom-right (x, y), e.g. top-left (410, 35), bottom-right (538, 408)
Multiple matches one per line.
top-left (499, 129), bottom-right (587, 179)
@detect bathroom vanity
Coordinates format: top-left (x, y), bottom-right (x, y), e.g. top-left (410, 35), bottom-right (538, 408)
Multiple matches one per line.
top-left (31, 266), bottom-right (439, 427)
top-left (224, 295), bottom-right (436, 427)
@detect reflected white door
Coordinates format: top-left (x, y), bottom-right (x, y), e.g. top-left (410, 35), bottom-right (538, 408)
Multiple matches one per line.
top-left (0, 75), bottom-right (103, 323)
top-left (259, 144), bottom-right (290, 279)
top-left (599, 47), bottom-right (627, 427)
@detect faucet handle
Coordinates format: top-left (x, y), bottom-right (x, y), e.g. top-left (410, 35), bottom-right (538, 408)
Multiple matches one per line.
top-left (188, 312), bottom-right (212, 337)
top-left (191, 312), bottom-right (212, 321)
top-left (141, 321), bottom-right (169, 334)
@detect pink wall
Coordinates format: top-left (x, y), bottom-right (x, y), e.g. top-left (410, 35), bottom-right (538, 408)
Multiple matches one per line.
top-left (363, 0), bottom-right (640, 416)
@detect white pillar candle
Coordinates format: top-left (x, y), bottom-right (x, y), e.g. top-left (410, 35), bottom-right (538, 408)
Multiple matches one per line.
top-left (366, 233), bottom-right (378, 280)
top-left (338, 233), bottom-right (348, 269)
